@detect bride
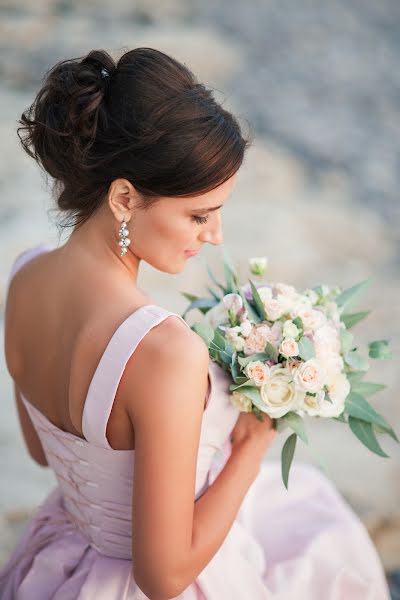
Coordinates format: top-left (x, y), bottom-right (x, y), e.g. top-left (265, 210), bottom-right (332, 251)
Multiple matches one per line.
top-left (0, 47), bottom-right (390, 599)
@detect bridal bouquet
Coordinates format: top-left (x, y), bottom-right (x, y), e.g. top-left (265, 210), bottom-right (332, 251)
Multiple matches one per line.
top-left (182, 252), bottom-right (397, 488)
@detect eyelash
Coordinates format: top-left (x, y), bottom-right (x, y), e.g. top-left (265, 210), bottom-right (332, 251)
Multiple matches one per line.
top-left (193, 215), bottom-right (209, 224)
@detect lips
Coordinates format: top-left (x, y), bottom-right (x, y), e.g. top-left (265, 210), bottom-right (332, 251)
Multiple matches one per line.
top-left (185, 248), bottom-right (200, 256)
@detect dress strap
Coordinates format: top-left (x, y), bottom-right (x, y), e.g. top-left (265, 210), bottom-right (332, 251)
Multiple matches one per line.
top-left (5, 243), bottom-right (53, 304)
top-left (82, 305), bottom-right (192, 449)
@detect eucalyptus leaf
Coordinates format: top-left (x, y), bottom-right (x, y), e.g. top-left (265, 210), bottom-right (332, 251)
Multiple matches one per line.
top-left (192, 322), bottom-right (215, 348)
top-left (264, 342), bottom-right (279, 363)
top-left (280, 412), bottom-right (308, 443)
top-left (182, 297), bottom-right (219, 319)
top-left (249, 279), bottom-right (267, 320)
top-left (335, 278), bottom-right (373, 311)
top-left (229, 378), bottom-right (258, 391)
top-left (350, 381), bottom-right (387, 397)
top-left (239, 288), bottom-right (261, 323)
top-left (345, 392), bottom-right (398, 440)
top-left (238, 352), bottom-right (270, 368)
top-left (372, 423), bottom-right (399, 442)
top-left (222, 247), bottom-right (239, 293)
top-left (298, 336), bottom-right (316, 361)
top-left (368, 340), bottom-right (392, 360)
top-left (292, 316), bottom-right (304, 331)
top-left (340, 329), bottom-right (354, 354)
top-left (281, 433), bottom-right (297, 489)
top-left (344, 350), bottom-right (369, 371)
top-left (348, 416), bottom-right (389, 457)
top-left (341, 311), bottom-right (371, 329)
top-left (206, 263), bottom-right (226, 294)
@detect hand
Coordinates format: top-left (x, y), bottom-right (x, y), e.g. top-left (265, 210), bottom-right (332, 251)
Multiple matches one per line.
top-left (229, 411), bottom-right (277, 462)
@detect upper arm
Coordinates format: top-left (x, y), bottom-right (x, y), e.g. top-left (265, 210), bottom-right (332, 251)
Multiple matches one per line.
top-left (5, 261), bottom-right (48, 468)
top-left (14, 382), bottom-right (48, 467)
top-left (124, 318), bottom-right (209, 598)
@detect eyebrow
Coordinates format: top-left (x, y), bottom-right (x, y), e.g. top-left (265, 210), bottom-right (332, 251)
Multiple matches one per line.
top-left (193, 204), bottom-right (223, 214)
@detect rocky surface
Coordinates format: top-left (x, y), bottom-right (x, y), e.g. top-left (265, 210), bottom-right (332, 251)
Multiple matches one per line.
top-left (0, 0), bottom-right (399, 590)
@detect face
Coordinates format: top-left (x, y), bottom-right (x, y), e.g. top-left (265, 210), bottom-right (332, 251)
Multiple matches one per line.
top-left (127, 174), bottom-right (237, 273)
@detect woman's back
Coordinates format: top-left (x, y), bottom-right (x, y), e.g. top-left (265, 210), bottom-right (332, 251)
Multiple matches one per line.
top-left (5, 242), bottom-right (177, 449)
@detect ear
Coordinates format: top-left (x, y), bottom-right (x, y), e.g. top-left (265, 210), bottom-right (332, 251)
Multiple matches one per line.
top-left (107, 178), bottom-right (139, 223)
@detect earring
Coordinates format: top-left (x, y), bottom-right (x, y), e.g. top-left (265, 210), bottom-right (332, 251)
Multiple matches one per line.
top-left (118, 218), bottom-right (131, 257)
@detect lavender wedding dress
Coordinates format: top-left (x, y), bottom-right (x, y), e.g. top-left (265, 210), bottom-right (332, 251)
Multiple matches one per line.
top-left (0, 245), bottom-right (390, 599)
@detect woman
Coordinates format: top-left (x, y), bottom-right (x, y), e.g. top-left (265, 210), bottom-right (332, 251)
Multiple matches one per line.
top-left (0, 47), bottom-right (390, 599)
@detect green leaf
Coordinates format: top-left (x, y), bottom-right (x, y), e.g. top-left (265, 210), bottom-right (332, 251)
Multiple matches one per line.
top-left (346, 371), bottom-right (365, 385)
top-left (348, 416), bottom-right (389, 457)
top-left (237, 352), bottom-right (270, 368)
top-left (344, 350), bottom-right (369, 371)
top-left (341, 311), bottom-right (371, 329)
top-left (229, 379), bottom-right (258, 391)
top-left (182, 297), bottom-right (219, 319)
top-left (280, 412), bottom-right (308, 444)
top-left (345, 392), bottom-right (398, 441)
top-left (207, 286), bottom-right (222, 302)
top-left (222, 246), bottom-right (239, 293)
top-left (206, 263), bottom-right (226, 294)
top-left (372, 423), bottom-right (399, 442)
top-left (335, 278), bottom-right (373, 311)
top-left (181, 291), bottom-right (200, 302)
top-left (192, 322), bottom-right (215, 348)
top-left (340, 329), bottom-right (354, 354)
top-left (281, 433), bottom-right (297, 489)
top-left (238, 288), bottom-right (262, 324)
top-left (264, 342), bottom-right (279, 363)
top-left (334, 412), bottom-right (347, 423)
top-left (350, 381), bottom-right (387, 397)
top-left (249, 279), bottom-right (267, 320)
top-left (298, 336), bottom-right (315, 361)
top-left (368, 340), bottom-right (392, 360)
top-left (292, 316), bottom-right (304, 332)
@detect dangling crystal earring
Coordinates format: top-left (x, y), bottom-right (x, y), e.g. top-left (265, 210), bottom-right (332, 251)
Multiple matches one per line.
top-left (118, 218), bottom-right (131, 257)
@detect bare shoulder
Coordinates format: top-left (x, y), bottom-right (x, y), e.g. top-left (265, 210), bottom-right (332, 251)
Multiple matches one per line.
top-left (122, 314), bottom-right (210, 421)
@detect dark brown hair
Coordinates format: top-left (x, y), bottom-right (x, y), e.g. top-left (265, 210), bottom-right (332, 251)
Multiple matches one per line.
top-left (18, 48), bottom-right (252, 230)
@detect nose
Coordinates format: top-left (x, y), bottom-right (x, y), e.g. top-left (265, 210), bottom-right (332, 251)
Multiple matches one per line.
top-left (199, 212), bottom-right (223, 246)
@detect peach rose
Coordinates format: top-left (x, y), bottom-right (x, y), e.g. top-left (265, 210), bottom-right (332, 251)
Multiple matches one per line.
top-left (280, 338), bottom-right (299, 358)
top-left (293, 358), bottom-right (327, 393)
top-left (245, 360), bottom-right (270, 386)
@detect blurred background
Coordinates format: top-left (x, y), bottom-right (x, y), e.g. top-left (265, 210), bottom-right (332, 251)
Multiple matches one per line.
top-left (0, 0), bottom-right (399, 593)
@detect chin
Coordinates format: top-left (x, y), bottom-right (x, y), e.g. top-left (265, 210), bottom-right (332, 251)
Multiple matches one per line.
top-left (148, 258), bottom-right (185, 275)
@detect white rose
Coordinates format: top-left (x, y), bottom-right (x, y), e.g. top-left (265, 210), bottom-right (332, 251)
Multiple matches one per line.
top-left (231, 336), bottom-right (246, 352)
top-left (245, 360), bottom-right (270, 386)
top-left (314, 324), bottom-right (341, 357)
top-left (280, 338), bottom-right (299, 358)
top-left (249, 257), bottom-right (268, 276)
top-left (259, 365), bottom-right (303, 418)
top-left (257, 286), bottom-right (273, 302)
top-left (223, 293), bottom-right (243, 314)
top-left (240, 320), bottom-right (253, 338)
top-left (204, 302), bottom-right (229, 328)
top-left (263, 298), bottom-right (284, 322)
top-left (324, 353), bottom-right (344, 377)
top-left (296, 307), bottom-right (327, 332)
top-left (282, 320), bottom-right (300, 339)
top-left (304, 289), bottom-right (319, 305)
top-left (302, 373), bottom-right (349, 418)
top-left (231, 391), bottom-right (252, 413)
top-left (293, 358), bottom-right (327, 393)
top-left (273, 282), bottom-right (297, 297)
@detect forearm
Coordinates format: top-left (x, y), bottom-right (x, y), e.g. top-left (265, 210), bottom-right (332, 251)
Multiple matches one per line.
top-left (183, 440), bottom-right (264, 585)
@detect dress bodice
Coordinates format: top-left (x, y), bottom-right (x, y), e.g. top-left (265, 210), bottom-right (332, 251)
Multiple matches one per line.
top-left (6, 244), bottom-right (240, 559)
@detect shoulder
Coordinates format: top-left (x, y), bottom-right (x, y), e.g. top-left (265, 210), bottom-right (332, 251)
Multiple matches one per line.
top-left (122, 313), bottom-right (210, 419)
